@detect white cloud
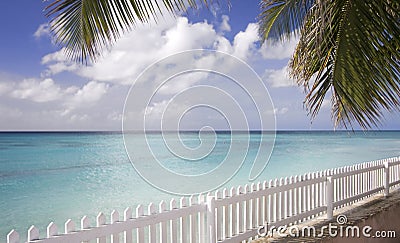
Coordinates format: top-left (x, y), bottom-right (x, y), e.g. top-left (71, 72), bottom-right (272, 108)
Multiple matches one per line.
top-left (34, 23), bottom-right (50, 38)
top-left (2, 78), bottom-right (109, 124)
top-left (0, 82), bottom-right (12, 95)
top-left (3, 17), bottom-right (329, 130)
top-left (214, 35), bottom-right (233, 53)
top-left (107, 112), bottom-right (123, 121)
top-left (41, 17), bottom-right (218, 84)
top-left (42, 48), bottom-right (69, 64)
top-left (219, 15), bottom-right (231, 32)
top-left (145, 100), bottom-right (169, 117)
top-left (69, 114), bottom-right (90, 122)
top-left (274, 107), bottom-right (289, 115)
top-left (143, 98), bottom-right (199, 130)
top-left (63, 81), bottom-right (109, 114)
top-left (11, 78), bottom-right (63, 102)
top-left (41, 17), bottom-right (262, 85)
top-left (41, 48), bottom-right (79, 76)
top-left (28, 17), bottom-right (273, 130)
top-left (259, 37), bottom-right (299, 60)
top-left (263, 66), bottom-right (296, 88)
top-left (164, 17), bottom-right (217, 51)
top-left (72, 81), bottom-right (109, 104)
top-left (6, 78), bottom-right (107, 109)
top-left (232, 23), bottom-right (259, 60)
top-left (158, 72), bottom-right (210, 95)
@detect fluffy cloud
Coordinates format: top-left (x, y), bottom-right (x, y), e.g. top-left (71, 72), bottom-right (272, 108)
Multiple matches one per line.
top-left (41, 17), bottom-right (217, 84)
top-left (219, 15), bottom-right (231, 32)
top-left (2, 78), bottom-right (108, 115)
top-left (157, 72), bottom-right (210, 95)
top-left (34, 23), bottom-right (50, 38)
top-left (68, 81), bottom-right (109, 107)
top-left (41, 48), bottom-right (79, 76)
top-left (31, 16), bottom-right (279, 130)
top-left (232, 23), bottom-right (259, 60)
top-left (41, 16), bottom-right (262, 86)
top-left (259, 37), bottom-right (299, 60)
top-left (263, 66), bottom-right (296, 88)
top-left (11, 78), bottom-right (64, 102)
top-left (0, 78), bottom-right (113, 130)
top-left (2, 15), bottom-right (322, 130)
top-left (274, 107), bottom-right (289, 115)
top-left (0, 82), bottom-right (12, 95)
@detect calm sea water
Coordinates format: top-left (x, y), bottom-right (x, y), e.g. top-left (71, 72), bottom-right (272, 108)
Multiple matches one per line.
top-left (1, 131), bottom-right (399, 241)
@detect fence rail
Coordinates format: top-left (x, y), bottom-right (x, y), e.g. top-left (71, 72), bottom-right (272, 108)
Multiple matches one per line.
top-left (7, 156), bottom-right (400, 243)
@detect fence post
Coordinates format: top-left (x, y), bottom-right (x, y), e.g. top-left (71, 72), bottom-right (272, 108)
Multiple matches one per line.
top-left (384, 161), bottom-right (390, 197)
top-left (326, 176), bottom-right (334, 220)
top-left (206, 195), bottom-right (216, 243)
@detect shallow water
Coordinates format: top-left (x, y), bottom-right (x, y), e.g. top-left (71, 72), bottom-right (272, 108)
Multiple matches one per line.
top-left (0, 131), bottom-right (399, 241)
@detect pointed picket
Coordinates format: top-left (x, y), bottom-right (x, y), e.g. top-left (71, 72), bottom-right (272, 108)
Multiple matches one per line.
top-left (288, 176), bottom-right (294, 218)
top-left (237, 186), bottom-right (244, 234)
top-left (230, 187), bottom-right (237, 237)
top-left (124, 207), bottom-right (132, 220)
top-left (65, 219), bottom-right (75, 234)
top-left (110, 210), bottom-right (120, 243)
top-left (278, 178), bottom-right (284, 221)
top-left (222, 188), bottom-right (229, 237)
top-left (81, 216), bottom-right (90, 230)
top-left (147, 203), bottom-right (156, 243)
top-left (244, 184), bottom-right (251, 231)
top-left (159, 201), bottom-right (167, 243)
top-left (136, 205), bottom-right (144, 243)
top-left (28, 226), bottom-right (39, 241)
top-left (97, 213), bottom-right (106, 226)
top-left (284, 177), bottom-right (289, 219)
top-left (214, 191), bottom-right (222, 241)
top-left (96, 213), bottom-right (106, 243)
top-left (256, 182), bottom-right (262, 227)
top-left (47, 222), bottom-right (58, 238)
top-left (7, 230), bottom-right (19, 243)
top-left (180, 198), bottom-right (188, 243)
top-left (189, 196), bottom-right (197, 243)
top-left (198, 194), bottom-right (206, 243)
top-left (170, 199), bottom-right (178, 243)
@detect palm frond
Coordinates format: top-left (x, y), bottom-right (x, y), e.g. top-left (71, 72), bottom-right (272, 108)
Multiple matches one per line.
top-left (290, 0), bottom-right (400, 129)
top-left (258, 0), bottom-right (314, 43)
top-left (45, 0), bottom-right (215, 63)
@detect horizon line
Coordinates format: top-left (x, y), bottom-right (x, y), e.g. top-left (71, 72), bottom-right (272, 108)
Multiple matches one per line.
top-left (0, 129), bottom-right (399, 133)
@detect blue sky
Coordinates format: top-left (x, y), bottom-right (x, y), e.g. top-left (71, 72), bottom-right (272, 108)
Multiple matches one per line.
top-left (0, 0), bottom-right (398, 131)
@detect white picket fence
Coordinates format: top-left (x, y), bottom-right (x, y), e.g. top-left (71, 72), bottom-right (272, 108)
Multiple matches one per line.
top-left (7, 156), bottom-right (400, 243)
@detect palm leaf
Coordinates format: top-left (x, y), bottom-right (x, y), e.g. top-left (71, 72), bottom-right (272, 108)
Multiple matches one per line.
top-left (258, 0), bottom-right (314, 43)
top-left (260, 0), bottom-right (400, 129)
top-left (45, 0), bottom-right (215, 63)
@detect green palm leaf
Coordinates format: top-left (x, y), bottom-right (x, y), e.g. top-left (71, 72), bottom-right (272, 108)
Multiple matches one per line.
top-left (258, 0), bottom-right (314, 42)
top-left (260, 0), bottom-right (400, 129)
top-left (45, 0), bottom-right (215, 63)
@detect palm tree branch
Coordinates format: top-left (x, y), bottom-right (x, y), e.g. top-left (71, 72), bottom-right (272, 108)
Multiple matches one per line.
top-left (45, 0), bottom-right (216, 63)
top-left (333, 1), bottom-right (399, 128)
top-left (258, 0), bottom-right (314, 43)
top-left (288, 0), bottom-right (400, 129)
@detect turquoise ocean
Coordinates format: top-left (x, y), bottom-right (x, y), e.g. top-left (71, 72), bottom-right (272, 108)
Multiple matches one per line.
top-left (1, 131), bottom-right (400, 241)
